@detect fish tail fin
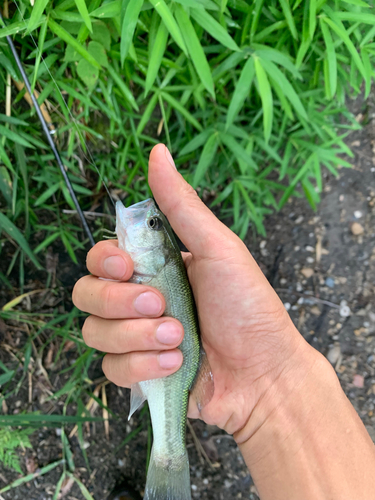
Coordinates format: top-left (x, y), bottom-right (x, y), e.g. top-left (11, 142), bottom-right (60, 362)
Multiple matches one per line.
top-left (144, 448), bottom-right (191, 500)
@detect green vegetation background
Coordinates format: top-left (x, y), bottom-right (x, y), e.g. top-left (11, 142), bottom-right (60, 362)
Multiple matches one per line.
top-left (0, 0), bottom-right (374, 490)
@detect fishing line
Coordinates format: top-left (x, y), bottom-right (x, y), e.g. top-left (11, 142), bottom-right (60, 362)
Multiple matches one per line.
top-left (0, 9), bottom-right (97, 247)
top-left (2, 2), bottom-right (116, 219)
top-left (12, 0), bottom-right (117, 209)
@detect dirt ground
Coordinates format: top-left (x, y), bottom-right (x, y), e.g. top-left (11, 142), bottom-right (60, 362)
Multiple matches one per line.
top-left (0, 92), bottom-right (375, 499)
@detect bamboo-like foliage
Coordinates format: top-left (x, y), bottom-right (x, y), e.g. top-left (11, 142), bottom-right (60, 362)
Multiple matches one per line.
top-left (0, 0), bottom-right (374, 272)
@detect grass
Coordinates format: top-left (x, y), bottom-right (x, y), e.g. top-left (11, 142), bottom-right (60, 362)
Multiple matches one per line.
top-left (0, 0), bottom-right (374, 493)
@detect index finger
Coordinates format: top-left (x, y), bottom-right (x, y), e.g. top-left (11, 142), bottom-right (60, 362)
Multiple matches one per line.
top-left (86, 240), bottom-right (134, 280)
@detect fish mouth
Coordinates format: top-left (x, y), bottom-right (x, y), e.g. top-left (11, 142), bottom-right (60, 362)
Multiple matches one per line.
top-left (115, 198), bottom-right (155, 223)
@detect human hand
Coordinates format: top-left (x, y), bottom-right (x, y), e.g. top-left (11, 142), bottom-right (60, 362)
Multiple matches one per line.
top-left (72, 144), bottom-right (320, 437)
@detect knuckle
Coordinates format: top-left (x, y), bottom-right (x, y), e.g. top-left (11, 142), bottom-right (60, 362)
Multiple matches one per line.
top-left (99, 282), bottom-right (116, 317)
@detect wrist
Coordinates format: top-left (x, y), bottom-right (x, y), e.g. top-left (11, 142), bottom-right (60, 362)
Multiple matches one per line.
top-left (233, 340), bottom-right (329, 447)
top-left (234, 342), bottom-right (375, 500)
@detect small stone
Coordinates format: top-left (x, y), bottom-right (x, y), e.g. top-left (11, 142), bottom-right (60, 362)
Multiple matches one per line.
top-left (284, 302), bottom-right (291, 311)
top-left (305, 245), bottom-right (314, 252)
top-left (311, 306), bottom-right (321, 316)
top-left (295, 215), bottom-right (304, 224)
top-left (296, 282), bottom-right (303, 292)
top-left (191, 485), bottom-right (198, 491)
top-left (354, 210), bottom-right (363, 219)
top-left (294, 245), bottom-right (300, 251)
top-left (260, 240), bottom-right (266, 249)
top-left (280, 278), bottom-right (287, 285)
top-left (301, 268), bottom-right (314, 278)
top-left (118, 459), bottom-right (125, 467)
top-left (55, 428), bottom-right (62, 436)
top-left (353, 374), bottom-right (364, 388)
top-left (351, 222), bottom-right (364, 235)
top-left (327, 344), bottom-right (341, 365)
top-left (339, 300), bottom-right (351, 318)
top-left (306, 256), bottom-right (315, 264)
top-left (339, 194), bottom-right (344, 202)
top-left (354, 327), bottom-right (366, 337)
top-left (325, 277), bottom-right (335, 288)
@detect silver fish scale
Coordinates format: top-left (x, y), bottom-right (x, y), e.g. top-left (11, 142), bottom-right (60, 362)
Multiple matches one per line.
top-left (142, 255), bottom-right (200, 463)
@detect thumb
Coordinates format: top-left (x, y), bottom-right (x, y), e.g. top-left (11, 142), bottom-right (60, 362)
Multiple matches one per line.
top-left (148, 144), bottom-right (235, 258)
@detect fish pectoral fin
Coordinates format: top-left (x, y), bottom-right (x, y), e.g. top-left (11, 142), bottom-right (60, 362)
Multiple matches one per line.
top-left (128, 382), bottom-right (147, 420)
top-left (190, 349), bottom-right (214, 413)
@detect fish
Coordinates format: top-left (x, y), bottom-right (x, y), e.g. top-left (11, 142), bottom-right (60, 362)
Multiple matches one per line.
top-left (116, 197), bottom-right (200, 500)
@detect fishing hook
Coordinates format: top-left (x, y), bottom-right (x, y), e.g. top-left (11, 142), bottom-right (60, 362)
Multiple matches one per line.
top-left (0, 10), bottom-right (95, 248)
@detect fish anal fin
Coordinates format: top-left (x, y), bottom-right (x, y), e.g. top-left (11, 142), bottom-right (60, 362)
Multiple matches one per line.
top-left (190, 349), bottom-right (214, 413)
top-left (128, 382), bottom-right (146, 420)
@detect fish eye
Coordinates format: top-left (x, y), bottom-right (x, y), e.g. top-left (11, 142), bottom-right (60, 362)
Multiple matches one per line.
top-left (147, 216), bottom-right (163, 231)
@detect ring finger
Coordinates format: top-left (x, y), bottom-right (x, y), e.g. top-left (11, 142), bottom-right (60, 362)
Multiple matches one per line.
top-left (82, 316), bottom-right (184, 353)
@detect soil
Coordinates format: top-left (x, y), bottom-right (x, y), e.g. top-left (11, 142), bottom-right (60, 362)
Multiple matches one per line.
top-left (0, 93), bottom-right (374, 500)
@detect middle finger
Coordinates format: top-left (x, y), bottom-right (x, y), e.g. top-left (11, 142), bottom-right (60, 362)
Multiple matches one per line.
top-left (72, 275), bottom-right (166, 319)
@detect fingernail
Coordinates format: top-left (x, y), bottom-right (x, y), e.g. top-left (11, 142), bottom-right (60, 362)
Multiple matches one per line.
top-left (165, 146), bottom-right (176, 170)
top-left (134, 292), bottom-right (163, 316)
top-left (159, 351), bottom-right (182, 369)
top-left (156, 322), bottom-right (182, 345)
top-left (104, 256), bottom-right (127, 279)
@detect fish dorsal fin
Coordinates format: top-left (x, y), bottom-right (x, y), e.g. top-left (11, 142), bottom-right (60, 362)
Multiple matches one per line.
top-left (190, 349), bottom-right (214, 413)
top-left (128, 382), bottom-right (146, 420)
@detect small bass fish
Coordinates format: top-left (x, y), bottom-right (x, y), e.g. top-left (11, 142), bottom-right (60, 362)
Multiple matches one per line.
top-left (116, 198), bottom-right (200, 500)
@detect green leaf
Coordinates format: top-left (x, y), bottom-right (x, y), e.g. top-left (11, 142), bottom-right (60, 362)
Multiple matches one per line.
top-left (90, 1), bottom-right (120, 18)
top-left (309, 0), bottom-right (316, 39)
top-left (321, 13), bottom-right (366, 80)
top-left (226, 57), bottom-right (255, 129)
top-left (161, 91), bottom-right (203, 131)
top-left (192, 133), bottom-right (219, 187)
top-left (278, 0), bottom-right (298, 39)
top-left (179, 129), bottom-right (213, 155)
top-left (121, 0), bottom-right (144, 66)
top-left (190, 7), bottom-right (240, 51)
top-left (236, 182), bottom-right (265, 235)
top-left (250, 0), bottom-right (265, 38)
top-left (320, 18), bottom-right (337, 98)
top-left (175, 5), bottom-right (215, 98)
top-left (88, 41), bottom-right (108, 67)
top-left (279, 154), bottom-right (314, 208)
top-left (137, 92), bottom-right (159, 135)
top-left (253, 46), bottom-right (302, 80)
top-left (73, 0), bottom-right (93, 32)
top-left (47, 18), bottom-right (101, 69)
top-left (254, 57), bottom-right (273, 143)
top-left (77, 59), bottom-right (99, 86)
top-left (279, 141), bottom-right (293, 180)
top-left (107, 64), bottom-right (139, 111)
top-left (145, 20), bottom-right (169, 95)
top-left (175, 0), bottom-right (219, 10)
top-left (0, 213), bottom-right (41, 269)
top-left (149, 0), bottom-right (188, 55)
top-left (220, 133), bottom-right (258, 171)
top-left (335, 11), bottom-right (375, 25)
top-left (361, 47), bottom-right (372, 99)
top-left (34, 183), bottom-right (60, 207)
top-left (0, 125), bottom-right (35, 149)
top-left (27, 0), bottom-right (49, 34)
top-left (0, 20), bottom-right (35, 39)
top-left (64, 43), bottom-right (83, 63)
top-left (91, 22), bottom-right (111, 51)
top-left (260, 59), bottom-right (308, 119)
